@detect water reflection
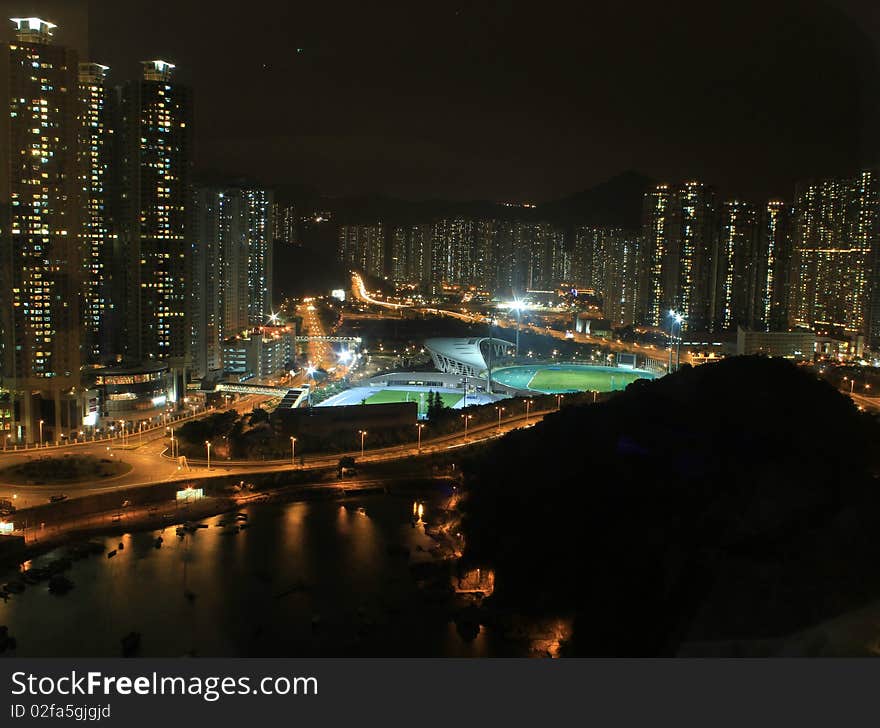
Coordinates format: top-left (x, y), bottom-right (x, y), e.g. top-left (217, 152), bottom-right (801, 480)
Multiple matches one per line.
top-left (0, 494), bottom-right (511, 657)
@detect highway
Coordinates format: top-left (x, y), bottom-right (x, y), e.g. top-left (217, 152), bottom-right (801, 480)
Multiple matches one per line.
top-left (850, 391), bottom-right (880, 413)
top-left (0, 405), bottom-right (556, 509)
top-left (351, 272), bottom-right (405, 309)
top-left (0, 395), bottom-right (265, 509)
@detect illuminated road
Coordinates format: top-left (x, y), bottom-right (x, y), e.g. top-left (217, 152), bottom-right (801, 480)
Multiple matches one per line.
top-left (351, 272), bottom-right (405, 309)
top-left (0, 396), bottom-right (264, 509)
top-left (293, 299), bottom-right (351, 386)
top-left (850, 392), bottom-right (880, 413)
top-left (0, 405), bottom-right (556, 508)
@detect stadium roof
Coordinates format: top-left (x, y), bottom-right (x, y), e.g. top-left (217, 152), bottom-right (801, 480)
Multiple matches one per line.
top-left (424, 337), bottom-right (514, 377)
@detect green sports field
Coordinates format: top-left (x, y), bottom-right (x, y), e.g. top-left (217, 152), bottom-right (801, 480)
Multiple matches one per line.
top-left (364, 389), bottom-right (463, 409)
top-left (493, 365), bottom-right (654, 393)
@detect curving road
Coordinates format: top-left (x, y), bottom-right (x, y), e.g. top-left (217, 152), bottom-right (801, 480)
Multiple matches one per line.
top-left (0, 406), bottom-right (555, 508)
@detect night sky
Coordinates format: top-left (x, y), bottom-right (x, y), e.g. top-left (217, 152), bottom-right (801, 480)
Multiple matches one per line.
top-left (3, 0), bottom-right (880, 202)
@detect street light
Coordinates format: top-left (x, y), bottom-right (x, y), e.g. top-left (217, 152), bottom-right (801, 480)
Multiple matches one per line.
top-left (495, 406), bottom-right (505, 432)
top-left (38, 419), bottom-right (44, 446)
top-left (358, 429), bottom-right (367, 458)
top-left (205, 440), bottom-right (211, 471)
top-left (290, 436), bottom-right (297, 466)
top-left (667, 310), bottom-right (684, 372)
top-left (416, 423), bottom-right (425, 452)
top-left (461, 413), bottom-right (473, 439)
top-left (556, 394), bottom-right (564, 411)
top-left (524, 399), bottom-right (532, 425)
top-left (510, 299), bottom-right (524, 358)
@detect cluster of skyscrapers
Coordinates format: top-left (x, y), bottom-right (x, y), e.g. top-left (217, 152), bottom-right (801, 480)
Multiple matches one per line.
top-left (341, 171), bottom-right (880, 355)
top-left (0, 19), bottom-right (274, 442)
top-left (340, 218), bottom-right (569, 294)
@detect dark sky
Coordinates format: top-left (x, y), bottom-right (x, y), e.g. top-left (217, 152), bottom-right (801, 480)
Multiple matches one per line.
top-left (3, 0), bottom-right (880, 202)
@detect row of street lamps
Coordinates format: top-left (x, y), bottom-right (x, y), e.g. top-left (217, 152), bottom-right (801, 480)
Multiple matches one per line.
top-left (197, 394), bottom-right (561, 471)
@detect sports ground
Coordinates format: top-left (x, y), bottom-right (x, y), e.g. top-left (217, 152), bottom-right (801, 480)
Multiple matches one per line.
top-left (492, 364), bottom-right (655, 394)
top-left (363, 389), bottom-right (462, 410)
top-left (317, 384), bottom-right (497, 413)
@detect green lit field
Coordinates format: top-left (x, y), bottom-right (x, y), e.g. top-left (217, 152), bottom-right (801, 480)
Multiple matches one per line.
top-left (493, 365), bottom-right (654, 394)
top-left (364, 389), bottom-right (463, 409)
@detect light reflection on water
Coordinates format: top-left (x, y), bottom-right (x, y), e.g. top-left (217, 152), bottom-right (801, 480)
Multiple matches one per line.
top-left (0, 495), bottom-right (505, 657)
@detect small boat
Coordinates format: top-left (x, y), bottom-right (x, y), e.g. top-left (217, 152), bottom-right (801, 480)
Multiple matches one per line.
top-left (234, 513), bottom-right (248, 521)
top-left (107, 550), bottom-right (116, 559)
top-left (356, 507), bottom-right (366, 516)
top-left (153, 536), bottom-right (163, 548)
top-left (121, 632), bottom-right (140, 657)
top-left (238, 522), bottom-right (250, 530)
top-left (118, 542), bottom-right (124, 550)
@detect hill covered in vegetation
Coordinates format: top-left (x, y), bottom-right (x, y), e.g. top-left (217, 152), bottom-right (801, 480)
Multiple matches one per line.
top-left (459, 357), bottom-right (880, 655)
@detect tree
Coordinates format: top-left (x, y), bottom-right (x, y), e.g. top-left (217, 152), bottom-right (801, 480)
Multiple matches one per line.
top-left (248, 407), bottom-right (269, 426)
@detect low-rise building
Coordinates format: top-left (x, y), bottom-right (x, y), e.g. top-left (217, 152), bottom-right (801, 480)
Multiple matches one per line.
top-left (222, 328), bottom-right (295, 380)
top-left (736, 327), bottom-right (816, 360)
top-left (84, 362), bottom-right (172, 427)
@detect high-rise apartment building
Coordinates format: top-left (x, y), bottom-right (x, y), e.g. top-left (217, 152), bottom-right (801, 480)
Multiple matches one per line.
top-left (638, 182), bottom-right (718, 330)
top-left (588, 228), bottom-right (640, 327)
top-left (78, 61), bottom-right (111, 362)
top-left (432, 218), bottom-right (474, 287)
top-left (0, 18), bottom-right (82, 442)
top-left (191, 185), bottom-right (274, 378)
top-left (272, 202), bottom-right (298, 246)
top-left (338, 223), bottom-right (385, 279)
top-left (759, 201), bottom-right (794, 331)
top-left (716, 200), bottom-right (759, 330)
top-left (790, 171), bottom-right (880, 345)
top-left (571, 226), bottom-right (593, 288)
top-left (115, 60), bottom-right (192, 393)
top-left (493, 221), bottom-right (525, 296)
top-left (389, 224), bottom-right (432, 286)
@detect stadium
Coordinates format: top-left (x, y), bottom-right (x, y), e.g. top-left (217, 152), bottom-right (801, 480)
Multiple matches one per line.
top-left (491, 364), bottom-right (655, 394)
top-left (317, 337), bottom-right (657, 414)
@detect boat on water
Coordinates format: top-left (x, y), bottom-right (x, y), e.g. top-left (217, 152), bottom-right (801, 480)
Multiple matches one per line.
top-left (107, 550), bottom-right (116, 559)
